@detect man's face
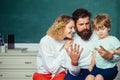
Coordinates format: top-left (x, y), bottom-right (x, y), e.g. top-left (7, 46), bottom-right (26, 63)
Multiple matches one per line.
top-left (76, 16), bottom-right (92, 40)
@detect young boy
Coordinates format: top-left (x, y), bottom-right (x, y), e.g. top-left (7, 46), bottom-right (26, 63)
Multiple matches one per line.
top-left (85, 13), bottom-right (120, 80)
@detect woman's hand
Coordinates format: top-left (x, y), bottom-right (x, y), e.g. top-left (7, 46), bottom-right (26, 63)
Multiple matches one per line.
top-left (66, 43), bottom-right (83, 66)
top-left (63, 39), bottom-right (73, 49)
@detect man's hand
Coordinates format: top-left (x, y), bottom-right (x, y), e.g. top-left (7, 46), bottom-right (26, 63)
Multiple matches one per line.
top-left (95, 45), bottom-right (113, 60)
top-left (66, 43), bottom-right (83, 66)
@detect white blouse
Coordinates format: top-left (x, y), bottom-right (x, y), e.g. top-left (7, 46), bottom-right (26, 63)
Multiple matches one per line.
top-left (37, 35), bottom-right (69, 75)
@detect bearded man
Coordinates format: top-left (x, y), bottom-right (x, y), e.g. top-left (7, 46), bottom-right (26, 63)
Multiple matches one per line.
top-left (65, 8), bottom-right (120, 80)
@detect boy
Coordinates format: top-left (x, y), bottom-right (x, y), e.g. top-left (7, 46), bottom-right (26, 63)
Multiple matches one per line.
top-left (85, 13), bottom-right (120, 80)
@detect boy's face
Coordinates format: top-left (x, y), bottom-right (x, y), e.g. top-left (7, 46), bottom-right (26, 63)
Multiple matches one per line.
top-left (95, 26), bottom-right (110, 39)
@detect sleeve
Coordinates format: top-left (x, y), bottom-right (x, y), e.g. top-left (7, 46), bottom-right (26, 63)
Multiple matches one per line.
top-left (111, 37), bottom-right (120, 49)
top-left (68, 64), bottom-right (80, 76)
top-left (111, 37), bottom-right (120, 62)
top-left (111, 54), bottom-right (120, 62)
top-left (39, 39), bottom-right (65, 74)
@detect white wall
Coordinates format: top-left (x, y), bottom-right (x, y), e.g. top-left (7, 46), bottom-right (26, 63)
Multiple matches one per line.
top-left (5, 43), bottom-right (39, 51)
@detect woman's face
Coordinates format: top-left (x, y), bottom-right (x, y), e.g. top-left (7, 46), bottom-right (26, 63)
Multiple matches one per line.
top-left (64, 20), bottom-right (75, 39)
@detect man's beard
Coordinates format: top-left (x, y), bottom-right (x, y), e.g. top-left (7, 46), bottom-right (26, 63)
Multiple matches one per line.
top-left (77, 29), bottom-right (92, 41)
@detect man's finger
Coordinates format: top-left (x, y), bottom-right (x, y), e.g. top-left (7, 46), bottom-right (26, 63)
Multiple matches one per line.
top-left (95, 47), bottom-right (102, 55)
top-left (99, 45), bottom-right (106, 51)
top-left (95, 47), bottom-right (99, 51)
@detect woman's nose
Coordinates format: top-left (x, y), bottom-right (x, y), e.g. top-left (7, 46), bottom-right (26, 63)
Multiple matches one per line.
top-left (72, 28), bottom-right (75, 32)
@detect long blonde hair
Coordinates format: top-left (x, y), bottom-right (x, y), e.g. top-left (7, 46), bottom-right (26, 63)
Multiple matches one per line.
top-left (47, 14), bottom-right (73, 40)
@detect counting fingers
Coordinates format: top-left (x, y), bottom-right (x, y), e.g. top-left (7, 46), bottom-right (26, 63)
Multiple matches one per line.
top-left (73, 44), bottom-right (81, 54)
top-left (67, 43), bottom-right (83, 56)
top-left (77, 45), bottom-right (80, 53)
top-left (73, 44), bottom-right (77, 53)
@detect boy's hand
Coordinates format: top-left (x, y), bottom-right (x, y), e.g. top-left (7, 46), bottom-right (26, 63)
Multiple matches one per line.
top-left (88, 66), bottom-right (93, 72)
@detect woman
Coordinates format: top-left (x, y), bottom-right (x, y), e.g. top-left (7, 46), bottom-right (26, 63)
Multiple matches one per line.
top-left (33, 14), bottom-right (75, 80)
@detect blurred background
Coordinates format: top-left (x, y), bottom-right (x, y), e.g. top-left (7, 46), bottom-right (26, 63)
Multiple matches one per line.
top-left (0, 0), bottom-right (120, 43)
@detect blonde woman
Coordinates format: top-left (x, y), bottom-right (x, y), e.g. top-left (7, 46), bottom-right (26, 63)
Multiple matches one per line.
top-left (33, 14), bottom-right (75, 80)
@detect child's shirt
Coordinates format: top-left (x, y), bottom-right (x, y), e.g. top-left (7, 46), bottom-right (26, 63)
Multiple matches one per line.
top-left (95, 36), bottom-right (120, 69)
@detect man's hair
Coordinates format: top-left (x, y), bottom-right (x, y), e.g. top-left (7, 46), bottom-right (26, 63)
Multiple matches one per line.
top-left (72, 8), bottom-right (91, 23)
top-left (72, 8), bottom-right (92, 41)
top-left (47, 14), bottom-right (73, 40)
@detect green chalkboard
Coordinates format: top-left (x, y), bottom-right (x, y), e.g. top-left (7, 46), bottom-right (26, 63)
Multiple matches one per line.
top-left (0, 0), bottom-right (120, 43)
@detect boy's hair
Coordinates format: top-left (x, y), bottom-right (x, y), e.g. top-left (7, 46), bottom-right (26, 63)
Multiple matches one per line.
top-left (92, 13), bottom-right (111, 30)
top-left (47, 14), bottom-right (73, 40)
